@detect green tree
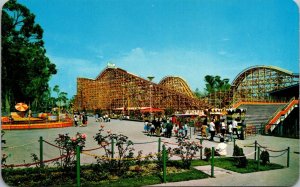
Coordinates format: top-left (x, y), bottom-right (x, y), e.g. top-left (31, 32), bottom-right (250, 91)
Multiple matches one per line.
top-left (204, 75), bottom-right (217, 94)
top-left (194, 88), bottom-right (207, 98)
top-left (53, 85), bottom-right (60, 98)
top-left (52, 85), bottom-right (69, 121)
top-left (1, 0), bottom-right (57, 113)
top-left (204, 75), bottom-right (231, 94)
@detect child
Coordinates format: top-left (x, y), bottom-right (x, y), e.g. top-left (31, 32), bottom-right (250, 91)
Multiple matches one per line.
top-left (150, 123), bottom-right (155, 136)
top-left (201, 124), bottom-right (208, 139)
top-left (144, 122), bottom-right (148, 133)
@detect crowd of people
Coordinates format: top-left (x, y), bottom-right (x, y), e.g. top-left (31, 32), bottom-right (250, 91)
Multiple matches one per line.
top-left (73, 112), bottom-right (88, 127)
top-left (143, 118), bottom-right (190, 138)
top-left (95, 113), bottom-right (111, 122)
top-left (201, 117), bottom-right (245, 142)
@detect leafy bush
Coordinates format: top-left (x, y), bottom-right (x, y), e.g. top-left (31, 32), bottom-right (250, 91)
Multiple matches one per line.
top-left (94, 125), bottom-right (135, 176)
top-left (170, 137), bottom-right (201, 169)
top-left (30, 153), bottom-right (40, 168)
top-left (260, 150), bottom-right (270, 165)
top-left (54, 132), bottom-right (86, 169)
top-left (156, 146), bottom-right (172, 171)
top-left (233, 145), bottom-right (248, 168)
top-left (2, 153), bottom-right (9, 165)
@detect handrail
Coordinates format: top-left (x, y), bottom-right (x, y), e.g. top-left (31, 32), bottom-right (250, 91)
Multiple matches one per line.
top-left (264, 98), bottom-right (294, 128)
top-left (267, 97), bottom-right (295, 126)
top-left (265, 98), bottom-right (298, 132)
top-left (232, 100), bottom-right (287, 109)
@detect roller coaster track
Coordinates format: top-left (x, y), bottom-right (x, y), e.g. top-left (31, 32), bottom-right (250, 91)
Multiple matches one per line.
top-left (76, 66), bottom-right (212, 111)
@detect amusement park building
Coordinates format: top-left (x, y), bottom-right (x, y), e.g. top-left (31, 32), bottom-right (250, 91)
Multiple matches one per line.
top-left (74, 65), bottom-right (299, 112)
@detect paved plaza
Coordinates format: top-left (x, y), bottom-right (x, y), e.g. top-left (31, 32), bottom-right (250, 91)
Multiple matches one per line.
top-left (1, 118), bottom-right (299, 186)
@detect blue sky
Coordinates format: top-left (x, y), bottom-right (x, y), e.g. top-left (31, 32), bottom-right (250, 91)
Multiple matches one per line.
top-left (16, 0), bottom-right (299, 98)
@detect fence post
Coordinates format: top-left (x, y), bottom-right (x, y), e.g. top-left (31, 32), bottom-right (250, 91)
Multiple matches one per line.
top-left (200, 139), bottom-right (203, 160)
top-left (162, 145), bottom-right (167, 183)
top-left (111, 138), bottom-right (114, 159)
top-left (287, 147), bottom-right (290, 168)
top-left (254, 140), bottom-right (257, 161)
top-left (211, 147), bottom-right (214, 177)
top-left (76, 146), bottom-right (81, 187)
top-left (39, 136), bottom-right (44, 168)
top-left (257, 147), bottom-right (260, 171)
top-left (158, 137), bottom-right (161, 153)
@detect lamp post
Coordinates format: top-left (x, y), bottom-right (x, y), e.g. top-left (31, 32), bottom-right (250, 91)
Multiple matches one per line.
top-left (147, 76), bottom-right (155, 120)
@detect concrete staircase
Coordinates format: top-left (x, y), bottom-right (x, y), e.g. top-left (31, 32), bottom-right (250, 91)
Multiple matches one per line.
top-left (237, 104), bottom-right (285, 127)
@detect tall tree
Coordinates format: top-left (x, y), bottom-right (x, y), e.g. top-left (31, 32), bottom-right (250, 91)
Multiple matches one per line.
top-left (204, 75), bottom-right (231, 94)
top-left (204, 75), bottom-right (217, 93)
top-left (194, 88), bottom-right (206, 98)
top-left (1, 0), bottom-right (57, 111)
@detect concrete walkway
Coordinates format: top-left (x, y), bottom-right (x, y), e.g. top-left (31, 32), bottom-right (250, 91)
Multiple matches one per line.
top-left (1, 118), bottom-right (299, 186)
top-left (151, 166), bottom-right (299, 186)
top-left (193, 165), bottom-right (240, 176)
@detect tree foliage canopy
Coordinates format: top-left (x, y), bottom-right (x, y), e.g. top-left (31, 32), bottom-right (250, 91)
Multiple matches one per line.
top-left (204, 75), bottom-right (231, 94)
top-left (1, 0), bottom-right (57, 112)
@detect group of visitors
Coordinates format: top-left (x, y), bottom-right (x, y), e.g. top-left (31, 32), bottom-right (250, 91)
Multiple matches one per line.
top-left (201, 118), bottom-right (244, 142)
top-left (73, 112), bottom-right (88, 127)
top-left (143, 118), bottom-right (189, 138)
top-left (95, 113), bottom-right (111, 122)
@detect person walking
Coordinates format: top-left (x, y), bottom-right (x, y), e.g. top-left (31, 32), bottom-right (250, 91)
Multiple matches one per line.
top-left (74, 114), bottom-right (78, 127)
top-left (227, 122), bottom-right (233, 141)
top-left (150, 123), bottom-right (155, 136)
top-left (166, 120), bottom-right (173, 138)
top-left (184, 122), bottom-right (188, 138)
top-left (209, 119), bottom-right (216, 141)
top-left (221, 119), bottom-right (227, 138)
top-left (232, 118), bottom-right (239, 139)
top-left (81, 113), bottom-right (88, 127)
top-left (201, 124), bottom-right (208, 139)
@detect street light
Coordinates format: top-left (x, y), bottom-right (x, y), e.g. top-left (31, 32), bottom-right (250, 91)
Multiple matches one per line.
top-left (147, 76), bottom-right (155, 120)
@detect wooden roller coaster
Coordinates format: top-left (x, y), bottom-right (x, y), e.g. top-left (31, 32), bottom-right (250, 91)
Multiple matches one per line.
top-left (75, 65), bottom-right (212, 112)
top-left (75, 65), bottom-right (298, 112)
top-left (231, 65), bottom-right (298, 103)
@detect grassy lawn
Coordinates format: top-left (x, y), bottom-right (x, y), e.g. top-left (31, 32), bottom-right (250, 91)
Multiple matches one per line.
top-left (86, 168), bottom-right (209, 187)
top-left (2, 157), bottom-right (284, 186)
top-left (191, 157), bottom-right (284, 173)
top-left (2, 163), bottom-right (210, 187)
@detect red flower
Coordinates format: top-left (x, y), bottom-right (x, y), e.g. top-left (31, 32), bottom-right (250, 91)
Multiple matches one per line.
top-left (81, 133), bottom-right (87, 139)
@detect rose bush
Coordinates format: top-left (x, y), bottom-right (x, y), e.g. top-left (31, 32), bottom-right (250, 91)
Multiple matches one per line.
top-left (54, 132), bottom-right (86, 169)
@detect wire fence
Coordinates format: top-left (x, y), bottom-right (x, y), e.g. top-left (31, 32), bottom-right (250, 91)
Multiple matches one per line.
top-left (1, 134), bottom-right (291, 186)
top-left (2, 136), bottom-right (290, 169)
